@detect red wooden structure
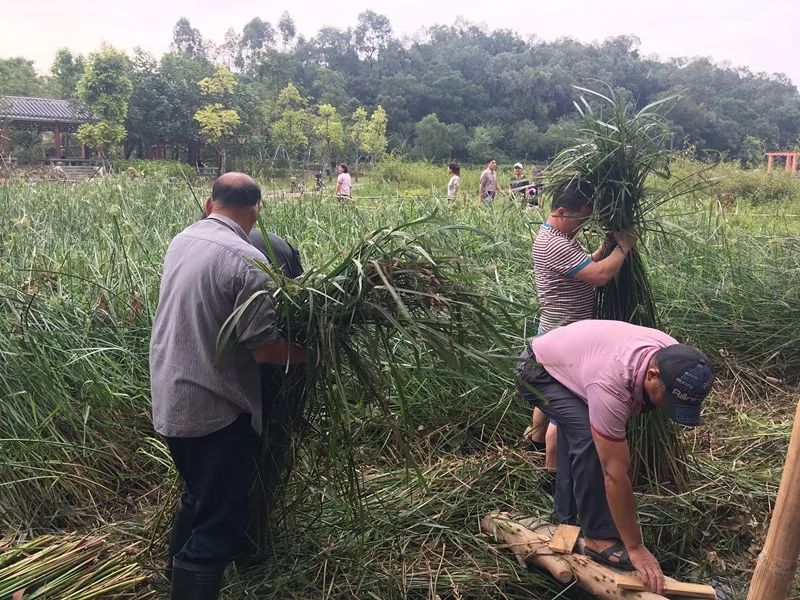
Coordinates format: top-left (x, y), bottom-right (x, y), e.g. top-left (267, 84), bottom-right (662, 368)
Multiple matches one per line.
top-left (765, 151), bottom-right (799, 174)
top-left (0, 95), bottom-right (93, 162)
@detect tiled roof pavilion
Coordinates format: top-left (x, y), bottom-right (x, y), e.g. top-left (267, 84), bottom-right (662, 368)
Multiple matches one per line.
top-left (0, 96), bottom-right (95, 159)
top-left (0, 96), bottom-right (93, 128)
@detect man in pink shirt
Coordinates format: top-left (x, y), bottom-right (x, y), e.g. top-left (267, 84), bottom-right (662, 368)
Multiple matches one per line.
top-left (516, 319), bottom-right (713, 594)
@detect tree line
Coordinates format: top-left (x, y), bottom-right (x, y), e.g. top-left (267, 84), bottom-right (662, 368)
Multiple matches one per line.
top-left (2, 12), bottom-right (799, 170)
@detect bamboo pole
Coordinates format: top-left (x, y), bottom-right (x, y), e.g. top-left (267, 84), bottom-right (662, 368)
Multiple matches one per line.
top-left (746, 399), bottom-right (800, 600)
top-left (481, 512), bottom-right (668, 600)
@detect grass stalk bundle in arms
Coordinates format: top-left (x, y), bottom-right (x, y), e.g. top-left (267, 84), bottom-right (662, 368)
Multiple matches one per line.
top-left (548, 85), bottom-right (713, 489)
top-left (219, 207), bottom-right (525, 549)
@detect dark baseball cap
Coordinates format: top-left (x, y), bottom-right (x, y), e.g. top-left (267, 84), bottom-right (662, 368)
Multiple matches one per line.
top-left (656, 344), bottom-right (714, 426)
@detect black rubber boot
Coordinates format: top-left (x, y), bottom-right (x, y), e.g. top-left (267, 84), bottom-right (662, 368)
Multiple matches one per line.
top-left (165, 504), bottom-right (194, 581)
top-left (170, 560), bottom-right (224, 600)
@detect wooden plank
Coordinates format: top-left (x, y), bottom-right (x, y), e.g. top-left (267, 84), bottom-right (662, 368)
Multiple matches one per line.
top-left (616, 574), bottom-right (716, 599)
top-left (548, 524), bottom-right (581, 554)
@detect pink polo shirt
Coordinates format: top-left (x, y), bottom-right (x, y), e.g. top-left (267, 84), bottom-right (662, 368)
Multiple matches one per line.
top-left (337, 172), bottom-right (352, 196)
top-left (530, 320), bottom-right (677, 441)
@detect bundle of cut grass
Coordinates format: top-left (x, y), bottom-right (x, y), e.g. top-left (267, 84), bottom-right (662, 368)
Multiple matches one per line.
top-left (220, 208), bottom-right (525, 549)
top-left (0, 533), bottom-right (153, 599)
top-left (548, 86), bottom-right (711, 488)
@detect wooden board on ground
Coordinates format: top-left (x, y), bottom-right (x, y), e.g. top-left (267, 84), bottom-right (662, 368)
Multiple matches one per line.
top-left (548, 524), bottom-right (581, 554)
top-left (481, 512), bottom-right (670, 599)
top-left (616, 575), bottom-right (716, 599)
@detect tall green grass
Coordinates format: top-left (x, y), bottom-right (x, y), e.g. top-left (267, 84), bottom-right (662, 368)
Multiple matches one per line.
top-left (0, 171), bottom-right (797, 598)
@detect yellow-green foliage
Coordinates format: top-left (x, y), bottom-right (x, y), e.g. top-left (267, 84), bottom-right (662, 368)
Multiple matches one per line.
top-left (194, 66), bottom-right (240, 148)
top-left (198, 66), bottom-right (236, 98)
top-left (194, 103), bottom-right (240, 145)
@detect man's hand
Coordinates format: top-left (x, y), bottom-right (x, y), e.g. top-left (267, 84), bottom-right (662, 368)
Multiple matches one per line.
top-left (627, 544), bottom-right (664, 594)
top-left (613, 230), bottom-right (639, 254)
top-left (252, 339), bottom-right (306, 365)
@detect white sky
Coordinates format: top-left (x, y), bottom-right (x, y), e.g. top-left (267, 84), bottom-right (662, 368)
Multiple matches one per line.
top-left (1, 0), bottom-right (798, 87)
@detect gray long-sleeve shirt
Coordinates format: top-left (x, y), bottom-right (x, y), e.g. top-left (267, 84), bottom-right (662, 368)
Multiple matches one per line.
top-left (149, 215), bottom-right (280, 438)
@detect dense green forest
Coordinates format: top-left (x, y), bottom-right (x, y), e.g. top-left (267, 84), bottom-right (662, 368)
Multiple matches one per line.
top-left (2, 12), bottom-right (799, 167)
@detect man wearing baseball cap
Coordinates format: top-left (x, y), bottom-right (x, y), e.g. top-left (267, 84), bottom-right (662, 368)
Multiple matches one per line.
top-left (516, 319), bottom-right (713, 594)
top-left (509, 162), bottom-right (533, 204)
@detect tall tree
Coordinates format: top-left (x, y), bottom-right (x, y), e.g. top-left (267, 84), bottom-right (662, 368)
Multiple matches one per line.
top-left (216, 28), bottom-right (242, 71)
top-left (467, 125), bottom-right (502, 162)
top-left (364, 105), bottom-right (388, 165)
top-left (125, 49), bottom-right (172, 157)
top-left (194, 66), bottom-right (240, 172)
top-left (349, 106), bottom-right (370, 175)
top-left (309, 27), bottom-right (359, 73)
top-left (237, 17), bottom-right (275, 73)
top-left (159, 52), bottom-right (214, 163)
top-left (0, 58), bottom-right (45, 96)
top-left (354, 11), bottom-right (393, 61)
top-left (313, 103), bottom-right (344, 172)
top-left (278, 12), bottom-right (297, 49)
top-left (270, 83), bottom-right (309, 173)
top-left (76, 45), bottom-right (133, 166)
top-left (51, 49), bottom-right (85, 99)
top-left (171, 17), bottom-right (205, 57)
top-left (414, 113), bottom-right (452, 160)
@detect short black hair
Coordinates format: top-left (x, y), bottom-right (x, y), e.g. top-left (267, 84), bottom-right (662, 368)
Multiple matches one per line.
top-left (551, 177), bottom-right (594, 212)
top-left (448, 162), bottom-right (460, 176)
top-left (212, 176), bottom-right (261, 207)
top-left (487, 157), bottom-right (496, 164)
top-left (339, 163), bottom-right (349, 173)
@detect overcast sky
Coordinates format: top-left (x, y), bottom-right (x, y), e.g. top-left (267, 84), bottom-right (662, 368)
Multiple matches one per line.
top-left (2, 0), bottom-right (798, 87)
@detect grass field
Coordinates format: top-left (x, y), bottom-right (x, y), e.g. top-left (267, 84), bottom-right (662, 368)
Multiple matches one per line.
top-left (0, 163), bottom-right (798, 599)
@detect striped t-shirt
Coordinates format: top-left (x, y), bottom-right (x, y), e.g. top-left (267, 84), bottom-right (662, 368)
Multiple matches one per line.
top-left (532, 223), bottom-right (594, 334)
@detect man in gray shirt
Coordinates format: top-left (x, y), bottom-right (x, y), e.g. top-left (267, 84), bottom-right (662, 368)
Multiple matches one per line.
top-left (478, 157), bottom-right (498, 207)
top-left (150, 172), bottom-right (305, 600)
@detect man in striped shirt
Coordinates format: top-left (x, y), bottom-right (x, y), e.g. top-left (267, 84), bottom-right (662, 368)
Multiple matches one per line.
top-left (150, 173), bottom-right (305, 600)
top-left (526, 178), bottom-right (637, 474)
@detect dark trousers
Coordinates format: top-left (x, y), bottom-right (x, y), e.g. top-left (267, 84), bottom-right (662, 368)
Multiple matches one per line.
top-left (166, 413), bottom-right (259, 564)
top-left (516, 348), bottom-right (619, 539)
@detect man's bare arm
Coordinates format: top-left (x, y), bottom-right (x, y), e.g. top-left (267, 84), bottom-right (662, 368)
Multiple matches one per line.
top-left (593, 433), bottom-right (665, 594)
top-left (574, 247), bottom-right (627, 286)
top-left (251, 339), bottom-right (306, 365)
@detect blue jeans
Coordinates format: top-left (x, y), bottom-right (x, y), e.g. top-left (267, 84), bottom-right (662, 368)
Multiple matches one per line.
top-left (166, 413), bottom-right (259, 564)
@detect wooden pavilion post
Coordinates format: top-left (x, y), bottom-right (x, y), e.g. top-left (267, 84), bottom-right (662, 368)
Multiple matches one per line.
top-left (0, 122), bottom-right (10, 158)
top-left (53, 125), bottom-right (62, 158)
top-left (767, 154), bottom-right (774, 172)
top-left (746, 399), bottom-right (800, 600)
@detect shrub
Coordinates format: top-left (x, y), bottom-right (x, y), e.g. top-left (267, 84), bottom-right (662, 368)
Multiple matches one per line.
top-left (109, 158), bottom-right (196, 179)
